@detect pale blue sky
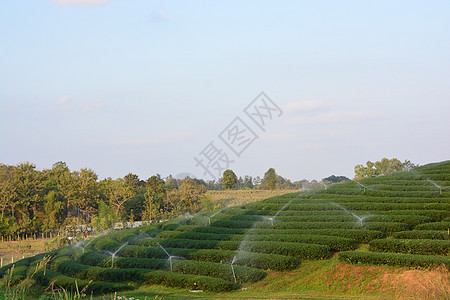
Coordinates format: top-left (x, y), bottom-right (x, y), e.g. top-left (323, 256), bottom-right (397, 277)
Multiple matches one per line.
top-left (1, 0), bottom-right (449, 181)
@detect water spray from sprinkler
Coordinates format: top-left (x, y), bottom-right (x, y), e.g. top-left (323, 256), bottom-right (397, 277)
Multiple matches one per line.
top-left (105, 242), bottom-right (129, 268)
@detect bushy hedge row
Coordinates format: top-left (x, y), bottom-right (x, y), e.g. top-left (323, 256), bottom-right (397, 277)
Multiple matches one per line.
top-left (155, 231), bottom-right (358, 251)
top-left (81, 246), bottom-right (300, 271)
top-left (242, 234), bottom-right (358, 251)
top-left (170, 259), bottom-right (266, 284)
top-left (157, 231), bottom-right (241, 242)
top-left (253, 228), bottom-right (385, 243)
top-left (74, 252), bottom-right (264, 285)
top-left (369, 239), bottom-right (450, 256)
top-left (188, 249), bottom-right (301, 271)
top-left (56, 260), bottom-right (147, 282)
top-left (169, 226), bottom-right (384, 243)
top-left (157, 239), bottom-right (331, 259)
top-left (372, 210), bottom-right (449, 222)
top-left (174, 225), bottom-right (247, 235)
top-left (143, 270), bottom-right (238, 292)
top-left (276, 209), bottom-right (449, 221)
top-left (415, 222), bottom-right (450, 231)
top-left (224, 240), bottom-right (331, 259)
top-left (245, 202), bottom-right (450, 212)
top-left (221, 214), bottom-right (431, 227)
top-left (393, 230), bottom-right (450, 240)
top-left (338, 251), bottom-right (450, 269)
top-left (210, 219), bottom-right (409, 234)
top-left (34, 269), bottom-right (133, 294)
top-left (362, 222), bottom-right (410, 235)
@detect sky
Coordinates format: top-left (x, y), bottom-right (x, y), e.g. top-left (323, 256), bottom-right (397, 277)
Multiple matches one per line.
top-left (1, 0), bottom-right (449, 182)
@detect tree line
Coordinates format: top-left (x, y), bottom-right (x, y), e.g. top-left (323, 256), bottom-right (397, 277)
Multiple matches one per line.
top-left (0, 162), bottom-right (211, 238)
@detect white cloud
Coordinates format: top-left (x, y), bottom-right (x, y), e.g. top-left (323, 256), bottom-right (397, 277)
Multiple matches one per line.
top-left (285, 110), bottom-right (385, 125)
top-left (55, 0), bottom-right (112, 5)
top-left (283, 101), bottom-right (332, 113)
top-left (113, 131), bottom-right (191, 146)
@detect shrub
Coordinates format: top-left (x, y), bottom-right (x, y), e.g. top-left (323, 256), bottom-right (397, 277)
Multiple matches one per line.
top-left (243, 234), bottom-right (359, 251)
top-left (369, 239), bottom-right (450, 255)
top-left (170, 260), bottom-right (266, 284)
top-left (189, 249), bottom-right (301, 271)
top-left (415, 222), bottom-right (450, 231)
top-left (392, 230), bottom-right (449, 240)
top-left (143, 270), bottom-right (238, 292)
top-left (158, 239), bottom-right (331, 259)
top-left (33, 269), bottom-right (133, 294)
top-left (339, 251), bottom-right (450, 269)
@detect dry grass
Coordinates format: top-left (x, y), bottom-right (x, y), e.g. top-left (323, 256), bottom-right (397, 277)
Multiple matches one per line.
top-left (207, 189), bottom-right (300, 207)
top-left (0, 238), bottom-right (49, 267)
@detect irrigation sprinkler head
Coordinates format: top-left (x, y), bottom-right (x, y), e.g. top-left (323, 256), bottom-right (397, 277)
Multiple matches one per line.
top-left (231, 264), bottom-right (237, 283)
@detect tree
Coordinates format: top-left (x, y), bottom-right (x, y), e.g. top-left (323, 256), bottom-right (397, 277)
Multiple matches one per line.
top-left (102, 178), bottom-right (135, 220)
top-left (243, 176), bottom-right (254, 189)
top-left (222, 169), bottom-right (237, 190)
top-left (124, 173), bottom-right (141, 189)
top-left (323, 175), bottom-right (350, 183)
top-left (143, 175), bottom-right (166, 221)
top-left (0, 164), bottom-right (17, 219)
top-left (167, 179), bottom-right (206, 215)
top-left (264, 168), bottom-right (277, 190)
top-left (354, 158), bottom-right (414, 180)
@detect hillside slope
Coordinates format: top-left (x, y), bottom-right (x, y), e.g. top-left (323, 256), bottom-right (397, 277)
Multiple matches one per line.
top-left (1, 161), bottom-right (449, 297)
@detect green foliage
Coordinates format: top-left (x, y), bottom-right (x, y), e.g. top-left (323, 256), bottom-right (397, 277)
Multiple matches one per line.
top-left (143, 270), bottom-right (238, 292)
top-left (369, 239), bottom-right (450, 255)
top-left (189, 249), bottom-right (301, 271)
top-left (354, 158), bottom-right (411, 180)
top-left (414, 222), bottom-right (450, 231)
top-left (222, 169), bottom-right (238, 190)
top-left (339, 251), bottom-right (450, 269)
top-left (34, 269), bottom-right (133, 295)
top-left (392, 230), bottom-right (450, 240)
top-left (264, 168), bottom-right (277, 190)
top-left (169, 260), bottom-right (266, 284)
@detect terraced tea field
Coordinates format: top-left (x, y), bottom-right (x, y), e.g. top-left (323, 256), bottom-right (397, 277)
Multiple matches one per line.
top-left (1, 161), bottom-right (449, 297)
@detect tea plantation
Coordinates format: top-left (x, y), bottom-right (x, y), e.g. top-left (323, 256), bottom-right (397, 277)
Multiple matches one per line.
top-left (1, 161), bottom-right (449, 295)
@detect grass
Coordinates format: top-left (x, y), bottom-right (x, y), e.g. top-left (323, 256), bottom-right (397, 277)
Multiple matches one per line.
top-left (100, 256), bottom-right (449, 300)
top-left (0, 238), bottom-right (50, 267)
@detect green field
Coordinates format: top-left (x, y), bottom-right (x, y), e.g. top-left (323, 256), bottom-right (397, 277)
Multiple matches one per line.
top-left (1, 161), bottom-right (449, 299)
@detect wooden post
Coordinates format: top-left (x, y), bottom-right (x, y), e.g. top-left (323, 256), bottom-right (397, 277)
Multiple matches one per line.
top-left (11, 257), bottom-right (14, 264)
top-left (1, 258), bottom-right (3, 267)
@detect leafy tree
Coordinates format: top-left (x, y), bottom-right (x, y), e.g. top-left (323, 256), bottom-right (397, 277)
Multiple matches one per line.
top-left (124, 173), bottom-right (141, 189)
top-left (354, 158), bottom-right (414, 179)
top-left (323, 175), bottom-right (350, 183)
top-left (264, 168), bottom-right (277, 190)
top-left (167, 179), bottom-right (206, 215)
top-left (222, 169), bottom-right (238, 190)
top-left (42, 190), bottom-right (66, 231)
top-left (243, 176), bottom-right (254, 189)
top-left (143, 175), bottom-right (166, 221)
top-left (0, 164), bottom-right (17, 219)
top-left (101, 178), bottom-right (135, 220)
